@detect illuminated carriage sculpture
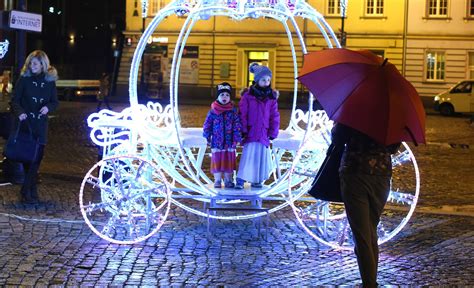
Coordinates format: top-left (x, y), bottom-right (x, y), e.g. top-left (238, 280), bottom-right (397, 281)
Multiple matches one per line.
top-left (80, 0), bottom-right (420, 249)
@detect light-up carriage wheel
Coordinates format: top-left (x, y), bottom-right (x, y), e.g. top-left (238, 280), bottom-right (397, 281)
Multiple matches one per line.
top-left (80, 155), bottom-right (171, 244)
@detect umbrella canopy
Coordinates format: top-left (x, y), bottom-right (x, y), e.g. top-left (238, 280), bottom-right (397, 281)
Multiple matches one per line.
top-left (298, 48), bottom-right (426, 146)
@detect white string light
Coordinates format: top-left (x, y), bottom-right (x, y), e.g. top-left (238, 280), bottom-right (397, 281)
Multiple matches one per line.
top-left (0, 39), bottom-right (9, 59)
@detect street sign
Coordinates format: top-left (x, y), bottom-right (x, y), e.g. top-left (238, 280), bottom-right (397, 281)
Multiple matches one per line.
top-left (9, 10), bottom-right (42, 33)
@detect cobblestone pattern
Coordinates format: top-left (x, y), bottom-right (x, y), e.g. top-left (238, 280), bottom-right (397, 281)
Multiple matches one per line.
top-left (0, 102), bottom-right (472, 285)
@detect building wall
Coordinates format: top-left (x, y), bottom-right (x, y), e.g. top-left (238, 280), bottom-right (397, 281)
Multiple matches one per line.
top-left (405, 0), bottom-right (474, 97)
top-left (118, 0), bottom-right (473, 103)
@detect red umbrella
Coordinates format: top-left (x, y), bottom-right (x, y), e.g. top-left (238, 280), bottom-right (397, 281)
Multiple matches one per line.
top-left (298, 48), bottom-right (425, 145)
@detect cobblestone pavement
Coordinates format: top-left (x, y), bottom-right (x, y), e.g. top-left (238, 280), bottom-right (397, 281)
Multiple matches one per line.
top-left (0, 101), bottom-right (473, 286)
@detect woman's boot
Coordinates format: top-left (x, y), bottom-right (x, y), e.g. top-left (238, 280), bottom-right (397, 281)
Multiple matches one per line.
top-left (20, 188), bottom-right (35, 204)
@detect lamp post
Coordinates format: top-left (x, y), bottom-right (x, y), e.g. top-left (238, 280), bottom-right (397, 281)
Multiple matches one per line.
top-left (340, 0), bottom-right (347, 47)
top-left (137, 0), bottom-right (147, 100)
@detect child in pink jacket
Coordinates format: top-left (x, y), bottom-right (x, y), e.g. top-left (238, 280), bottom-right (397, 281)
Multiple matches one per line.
top-left (235, 63), bottom-right (280, 189)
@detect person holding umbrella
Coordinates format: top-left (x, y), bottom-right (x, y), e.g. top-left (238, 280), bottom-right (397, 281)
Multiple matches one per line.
top-left (332, 122), bottom-right (400, 287)
top-left (298, 48), bottom-right (426, 286)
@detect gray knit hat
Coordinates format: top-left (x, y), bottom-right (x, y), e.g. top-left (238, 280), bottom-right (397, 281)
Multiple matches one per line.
top-left (249, 62), bottom-right (272, 83)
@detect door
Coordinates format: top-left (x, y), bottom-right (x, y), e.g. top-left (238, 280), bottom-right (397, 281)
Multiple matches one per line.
top-left (246, 51), bottom-right (269, 87)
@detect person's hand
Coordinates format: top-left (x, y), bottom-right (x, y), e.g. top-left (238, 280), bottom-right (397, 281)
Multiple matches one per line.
top-left (39, 106), bottom-right (49, 115)
top-left (19, 113), bottom-right (27, 121)
top-left (274, 90), bottom-right (280, 99)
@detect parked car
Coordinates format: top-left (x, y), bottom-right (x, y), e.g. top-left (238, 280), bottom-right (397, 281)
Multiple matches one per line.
top-left (434, 80), bottom-right (474, 116)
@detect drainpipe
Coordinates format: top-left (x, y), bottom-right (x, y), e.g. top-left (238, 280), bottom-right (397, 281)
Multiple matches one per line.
top-left (402, 0), bottom-right (409, 77)
top-left (14, 0), bottom-right (26, 83)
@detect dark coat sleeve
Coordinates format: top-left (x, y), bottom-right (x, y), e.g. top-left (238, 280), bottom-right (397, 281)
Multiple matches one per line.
top-left (11, 78), bottom-right (26, 117)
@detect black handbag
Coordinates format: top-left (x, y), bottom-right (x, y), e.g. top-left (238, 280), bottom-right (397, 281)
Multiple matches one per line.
top-left (307, 143), bottom-right (344, 203)
top-left (4, 121), bottom-right (40, 163)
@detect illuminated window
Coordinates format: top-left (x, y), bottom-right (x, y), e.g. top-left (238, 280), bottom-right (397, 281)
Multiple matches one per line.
top-left (247, 51), bottom-right (269, 87)
top-left (366, 0), bottom-right (384, 16)
top-left (425, 51), bottom-right (445, 81)
top-left (468, 52), bottom-right (474, 79)
top-left (150, 0), bottom-right (166, 16)
top-left (427, 0), bottom-right (448, 17)
top-left (468, 0), bottom-right (474, 17)
top-left (327, 0), bottom-right (341, 15)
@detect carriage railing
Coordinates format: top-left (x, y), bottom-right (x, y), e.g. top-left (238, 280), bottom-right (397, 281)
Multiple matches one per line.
top-left (87, 102), bottom-right (334, 200)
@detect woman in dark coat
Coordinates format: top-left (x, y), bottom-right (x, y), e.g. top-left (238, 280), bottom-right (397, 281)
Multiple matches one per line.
top-left (332, 123), bottom-right (400, 287)
top-left (11, 50), bottom-right (59, 204)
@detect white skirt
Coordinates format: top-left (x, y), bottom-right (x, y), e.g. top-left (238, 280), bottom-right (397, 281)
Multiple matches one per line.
top-left (237, 142), bottom-right (274, 183)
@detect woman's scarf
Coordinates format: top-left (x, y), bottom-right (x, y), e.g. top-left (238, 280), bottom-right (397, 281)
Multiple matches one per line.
top-left (211, 100), bottom-right (233, 115)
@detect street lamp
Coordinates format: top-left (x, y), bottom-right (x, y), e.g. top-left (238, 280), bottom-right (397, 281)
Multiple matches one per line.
top-left (136, 0), bottom-right (148, 100)
top-left (340, 0), bottom-right (347, 47)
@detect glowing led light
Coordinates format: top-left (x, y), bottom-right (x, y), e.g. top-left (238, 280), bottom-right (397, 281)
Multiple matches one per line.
top-left (0, 39), bottom-right (9, 59)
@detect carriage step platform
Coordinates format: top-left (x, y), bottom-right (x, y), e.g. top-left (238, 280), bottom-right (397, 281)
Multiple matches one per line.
top-left (206, 186), bottom-right (270, 239)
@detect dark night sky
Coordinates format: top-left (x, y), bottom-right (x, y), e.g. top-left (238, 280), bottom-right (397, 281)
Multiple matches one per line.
top-left (25, 0), bottom-right (125, 79)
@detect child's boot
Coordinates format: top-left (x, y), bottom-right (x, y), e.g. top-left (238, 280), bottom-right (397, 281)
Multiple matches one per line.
top-left (234, 178), bottom-right (245, 189)
top-left (214, 179), bottom-right (222, 188)
top-left (251, 182), bottom-right (263, 188)
top-left (224, 180), bottom-right (235, 188)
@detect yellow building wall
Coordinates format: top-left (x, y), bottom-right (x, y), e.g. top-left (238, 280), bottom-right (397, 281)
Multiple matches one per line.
top-left (120, 0), bottom-right (406, 100)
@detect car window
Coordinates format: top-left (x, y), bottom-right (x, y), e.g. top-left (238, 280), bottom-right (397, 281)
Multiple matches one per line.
top-left (451, 82), bottom-right (472, 93)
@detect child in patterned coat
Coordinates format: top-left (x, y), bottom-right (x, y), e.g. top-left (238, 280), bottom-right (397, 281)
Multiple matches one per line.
top-left (203, 82), bottom-right (242, 188)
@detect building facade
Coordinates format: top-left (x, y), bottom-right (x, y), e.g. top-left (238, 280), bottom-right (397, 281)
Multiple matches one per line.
top-left (118, 0), bottom-right (474, 104)
top-left (405, 0), bottom-right (474, 98)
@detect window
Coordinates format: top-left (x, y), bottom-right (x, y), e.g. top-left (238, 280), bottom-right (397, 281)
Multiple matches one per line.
top-left (468, 52), bottom-right (474, 79)
top-left (150, 0), bottom-right (166, 16)
top-left (366, 0), bottom-right (384, 16)
top-left (427, 0), bottom-right (448, 17)
top-left (247, 51), bottom-right (269, 87)
top-left (327, 0), bottom-right (341, 15)
top-left (468, 0), bottom-right (474, 18)
top-left (426, 51), bottom-right (445, 81)
top-left (451, 81), bottom-right (472, 94)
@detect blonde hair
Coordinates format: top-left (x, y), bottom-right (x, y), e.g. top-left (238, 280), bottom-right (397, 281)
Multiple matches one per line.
top-left (20, 50), bottom-right (58, 81)
top-left (21, 50), bottom-right (51, 76)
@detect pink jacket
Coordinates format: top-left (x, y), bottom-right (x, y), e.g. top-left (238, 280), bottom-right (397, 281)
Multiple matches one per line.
top-left (239, 89), bottom-right (280, 147)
